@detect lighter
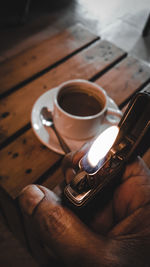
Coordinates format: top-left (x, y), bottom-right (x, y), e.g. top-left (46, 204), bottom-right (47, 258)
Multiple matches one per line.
top-left (64, 89), bottom-right (150, 209)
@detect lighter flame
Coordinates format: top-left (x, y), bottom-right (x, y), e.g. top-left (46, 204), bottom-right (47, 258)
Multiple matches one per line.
top-left (87, 126), bottom-right (119, 167)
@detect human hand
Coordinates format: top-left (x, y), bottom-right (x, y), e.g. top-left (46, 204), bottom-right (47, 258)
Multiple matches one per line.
top-left (19, 145), bottom-right (150, 267)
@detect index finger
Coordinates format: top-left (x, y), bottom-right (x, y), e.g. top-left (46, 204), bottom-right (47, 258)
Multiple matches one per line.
top-left (62, 140), bottom-right (93, 184)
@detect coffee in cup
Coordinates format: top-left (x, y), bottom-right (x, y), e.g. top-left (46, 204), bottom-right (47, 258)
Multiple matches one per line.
top-left (53, 79), bottom-right (121, 140)
top-left (58, 90), bottom-right (103, 117)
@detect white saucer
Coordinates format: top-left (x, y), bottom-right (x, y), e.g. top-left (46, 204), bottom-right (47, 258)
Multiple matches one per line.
top-left (31, 87), bottom-right (122, 155)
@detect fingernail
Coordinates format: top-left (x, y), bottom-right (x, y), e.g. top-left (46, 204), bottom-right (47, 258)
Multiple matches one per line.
top-left (19, 185), bottom-right (45, 216)
top-left (65, 168), bottom-right (76, 184)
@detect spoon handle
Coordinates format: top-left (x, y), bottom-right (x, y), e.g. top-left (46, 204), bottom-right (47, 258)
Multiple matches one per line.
top-left (51, 124), bottom-right (71, 154)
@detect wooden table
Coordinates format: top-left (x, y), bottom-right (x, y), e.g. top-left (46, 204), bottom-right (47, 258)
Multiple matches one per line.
top-left (0, 24), bottom-right (150, 265)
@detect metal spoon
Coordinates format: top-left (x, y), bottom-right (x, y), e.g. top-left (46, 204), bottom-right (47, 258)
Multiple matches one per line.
top-left (40, 107), bottom-right (71, 154)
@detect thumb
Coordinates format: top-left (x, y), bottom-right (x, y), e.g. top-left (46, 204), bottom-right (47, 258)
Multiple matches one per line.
top-left (18, 185), bottom-right (108, 266)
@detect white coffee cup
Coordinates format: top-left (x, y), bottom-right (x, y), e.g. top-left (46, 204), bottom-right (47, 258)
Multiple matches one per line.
top-left (53, 79), bottom-right (121, 140)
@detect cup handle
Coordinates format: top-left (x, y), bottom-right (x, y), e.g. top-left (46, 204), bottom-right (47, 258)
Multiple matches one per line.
top-left (104, 107), bottom-right (122, 124)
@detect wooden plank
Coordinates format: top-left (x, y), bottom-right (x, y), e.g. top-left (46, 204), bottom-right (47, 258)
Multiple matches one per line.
top-left (0, 24), bottom-right (98, 95)
top-left (0, 40), bottom-right (126, 145)
top-left (0, 129), bottom-right (60, 199)
top-left (96, 56), bottom-right (150, 107)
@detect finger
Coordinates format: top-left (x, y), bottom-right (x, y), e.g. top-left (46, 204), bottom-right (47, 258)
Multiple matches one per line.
top-left (72, 139), bottom-right (93, 164)
top-left (123, 156), bottom-right (150, 181)
top-left (90, 158), bottom-right (150, 234)
top-left (89, 201), bottom-right (114, 235)
top-left (62, 151), bottom-right (77, 184)
top-left (113, 157), bottom-right (150, 221)
top-left (18, 184), bottom-right (107, 266)
top-left (62, 141), bottom-right (92, 172)
top-left (62, 140), bottom-right (92, 183)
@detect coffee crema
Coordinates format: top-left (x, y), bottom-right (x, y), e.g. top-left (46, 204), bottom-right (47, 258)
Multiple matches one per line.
top-left (58, 90), bottom-right (103, 117)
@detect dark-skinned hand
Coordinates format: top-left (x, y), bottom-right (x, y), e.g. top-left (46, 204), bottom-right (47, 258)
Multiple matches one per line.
top-left (19, 142), bottom-right (150, 267)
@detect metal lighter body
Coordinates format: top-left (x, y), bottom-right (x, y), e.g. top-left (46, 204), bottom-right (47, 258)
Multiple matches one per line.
top-left (64, 89), bottom-right (150, 208)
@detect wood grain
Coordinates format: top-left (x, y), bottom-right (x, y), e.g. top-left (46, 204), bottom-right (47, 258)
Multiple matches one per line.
top-left (0, 40), bottom-right (125, 145)
top-left (0, 24), bottom-right (98, 95)
top-left (0, 129), bottom-right (60, 199)
top-left (96, 56), bottom-right (150, 107)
